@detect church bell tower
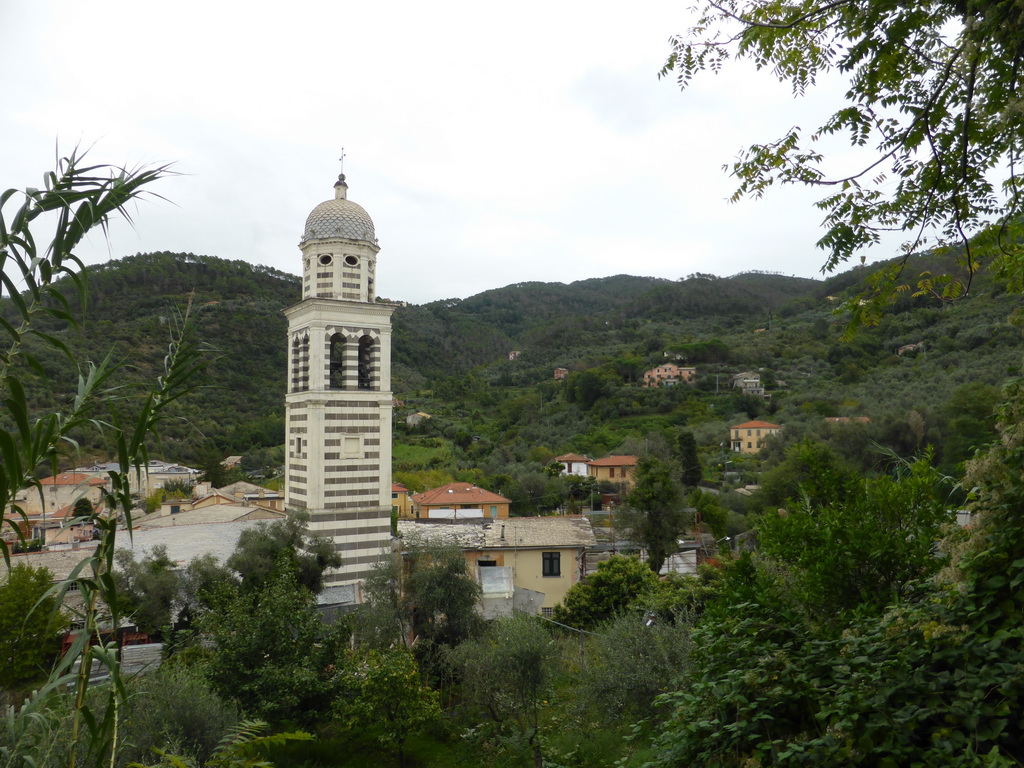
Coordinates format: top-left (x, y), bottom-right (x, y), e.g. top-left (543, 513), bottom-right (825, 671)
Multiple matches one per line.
top-left (284, 171), bottom-right (394, 591)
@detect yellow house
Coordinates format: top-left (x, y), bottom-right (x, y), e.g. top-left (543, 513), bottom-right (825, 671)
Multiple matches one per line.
top-left (398, 516), bottom-right (597, 615)
top-left (18, 472), bottom-right (108, 517)
top-left (411, 482), bottom-right (511, 519)
top-left (730, 420), bottom-right (782, 454)
top-left (586, 455), bottom-right (638, 489)
top-left (392, 483), bottom-right (412, 518)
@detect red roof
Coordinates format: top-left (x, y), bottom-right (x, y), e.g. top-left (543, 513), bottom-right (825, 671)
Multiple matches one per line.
top-left (731, 420), bottom-right (782, 430)
top-left (412, 482), bottom-right (511, 506)
top-left (587, 455), bottom-right (639, 467)
top-left (392, 483), bottom-right (409, 493)
top-left (39, 473), bottom-right (106, 487)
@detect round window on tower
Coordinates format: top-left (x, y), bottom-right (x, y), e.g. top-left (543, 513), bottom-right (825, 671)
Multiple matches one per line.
top-left (319, 254), bottom-right (333, 267)
top-left (345, 255), bottom-right (358, 267)
top-left (305, 258), bottom-right (310, 270)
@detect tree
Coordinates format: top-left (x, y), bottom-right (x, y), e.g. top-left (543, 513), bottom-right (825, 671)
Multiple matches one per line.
top-left (195, 446), bottom-right (231, 488)
top-left (355, 538), bottom-right (482, 680)
top-left (114, 545), bottom-right (180, 636)
top-left (756, 456), bottom-right (954, 621)
top-left (676, 430), bottom-right (702, 488)
top-left (618, 456), bottom-right (688, 573)
top-left (226, 512), bottom-right (341, 594)
top-left (0, 564), bottom-right (67, 691)
top-left (662, 0), bottom-right (1024, 322)
top-left (552, 555), bottom-right (659, 630)
top-left (454, 613), bottom-right (559, 768)
top-left (337, 647), bottom-right (441, 768)
top-left (754, 438), bottom-right (858, 511)
top-left (579, 611), bottom-right (693, 721)
top-left (201, 565), bottom-right (343, 726)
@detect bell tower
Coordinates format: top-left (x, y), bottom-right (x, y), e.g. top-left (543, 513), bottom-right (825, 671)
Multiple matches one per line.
top-left (284, 171), bottom-right (394, 591)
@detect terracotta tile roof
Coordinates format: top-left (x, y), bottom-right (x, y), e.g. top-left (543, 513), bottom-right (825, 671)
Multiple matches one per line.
top-left (39, 473), bottom-right (107, 487)
top-left (411, 482), bottom-right (510, 506)
top-left (392, 483), bottom-right (409, 493)
top-left (555, 453), bottom-right (591, 463)
top-left (731, 420), bottom-right (782, 430)
top-left (587, 455), bottom-right (639, 467)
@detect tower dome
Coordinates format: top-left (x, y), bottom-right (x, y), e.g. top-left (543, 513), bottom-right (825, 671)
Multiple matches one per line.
top-left (300, 173), bottom-right (376, 244)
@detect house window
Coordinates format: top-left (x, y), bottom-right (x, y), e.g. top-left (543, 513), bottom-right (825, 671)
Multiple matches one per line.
top-left (478, 560), bottom-right (497, 567)
top-left (490, 505), bottom-right (497, 518)
top-left (542, 552), bottom-right (561, 577)
top-left (541, 607), bottom-right (554, 618)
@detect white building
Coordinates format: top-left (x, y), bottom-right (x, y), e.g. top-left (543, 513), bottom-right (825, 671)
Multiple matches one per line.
top-left (284, 171), bottom-right (395, 592)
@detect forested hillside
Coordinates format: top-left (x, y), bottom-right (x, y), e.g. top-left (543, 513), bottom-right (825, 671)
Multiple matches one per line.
top-left (9, 251), bottom-right (1020, 495)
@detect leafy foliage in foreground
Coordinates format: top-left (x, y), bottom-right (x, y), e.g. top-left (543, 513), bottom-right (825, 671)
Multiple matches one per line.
top-left (662, 0), bottom-right (1024, 320)
top-left (650, 396), bottom-right (1024, 766)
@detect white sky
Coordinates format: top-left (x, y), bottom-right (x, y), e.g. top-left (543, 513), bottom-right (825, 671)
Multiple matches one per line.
top-left (0, 1), bottom-right (901, 304)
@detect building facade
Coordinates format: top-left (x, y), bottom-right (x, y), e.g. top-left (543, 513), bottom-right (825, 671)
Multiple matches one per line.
top-left (284, 172), bottom-right (395, 588)
top-left (410, 482), bottom-right (511, 519)
top-left (730, 420), bottom-right (782, 454)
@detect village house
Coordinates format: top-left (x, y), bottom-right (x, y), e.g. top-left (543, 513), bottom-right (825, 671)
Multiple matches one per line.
top-left (730, 420), bottom-right (783, 454)
top-left (732, 371), bottom-right (768, 398)
top-left (555, 453), bottom-right (592, 477)
top-left (553, 367), bottom-right (568, 380)
top-left (17, 472), bottom-right (109, 517)
top-left (587, 455), bottom-right (638, 489)
top-left (392, 482), bottom-right (412, 518)
top-left (642, 363), bottom-right (696, 387)
top-left (398, 515), bottom-right (597, 616)
top-left (410, 482), bottom-right (511, 520)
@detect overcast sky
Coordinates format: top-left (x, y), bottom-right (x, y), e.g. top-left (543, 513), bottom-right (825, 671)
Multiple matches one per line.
top-left (1, 1), bottom-right (899, 304)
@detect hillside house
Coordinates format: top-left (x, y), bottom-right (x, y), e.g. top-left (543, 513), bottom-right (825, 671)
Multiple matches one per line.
top-left (398, 515), bottom-right (597, 616)
top-left (16, 473), bottom-right (109, 517)
top-left (643, 363), bottom-right (695, 387)
top-left (553, 367), bottom-right (568, 380)
top-left (392, 483), bottom-right (412, 518)
top-left (732, 371), bottom-right (767, 398)
top-left (587, 455), bottom-right (638, 489)
top-left (411, 482), bottom-right (511, 519)
top-left (406, 411), bottom-right (431, 427)
top-left (555, 453), bottom-right (592, 477)
top-left (730, 420), bottom-right (782, 454)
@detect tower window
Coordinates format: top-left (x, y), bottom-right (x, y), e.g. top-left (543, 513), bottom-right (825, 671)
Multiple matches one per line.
top-left (345, 255), bottom-right (358, 266)
top-left (319, 254), bottom-right (333, 266)
top-left (358, 335), bottom-right (375, 390)
top-left (330, 333), bottom-right (345, 389)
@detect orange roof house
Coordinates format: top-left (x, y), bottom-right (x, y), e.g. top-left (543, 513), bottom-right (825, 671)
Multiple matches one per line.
top-left (730, 420), bottom-right (782, 455)
top-left (20, 473), bottom-right (108, 517)
top-left (392, 483), bottom-right (412, 519)
top-left (411, 482), bottom-right (512, 520)
top-left (586, 456), bottom-right (639, 488)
